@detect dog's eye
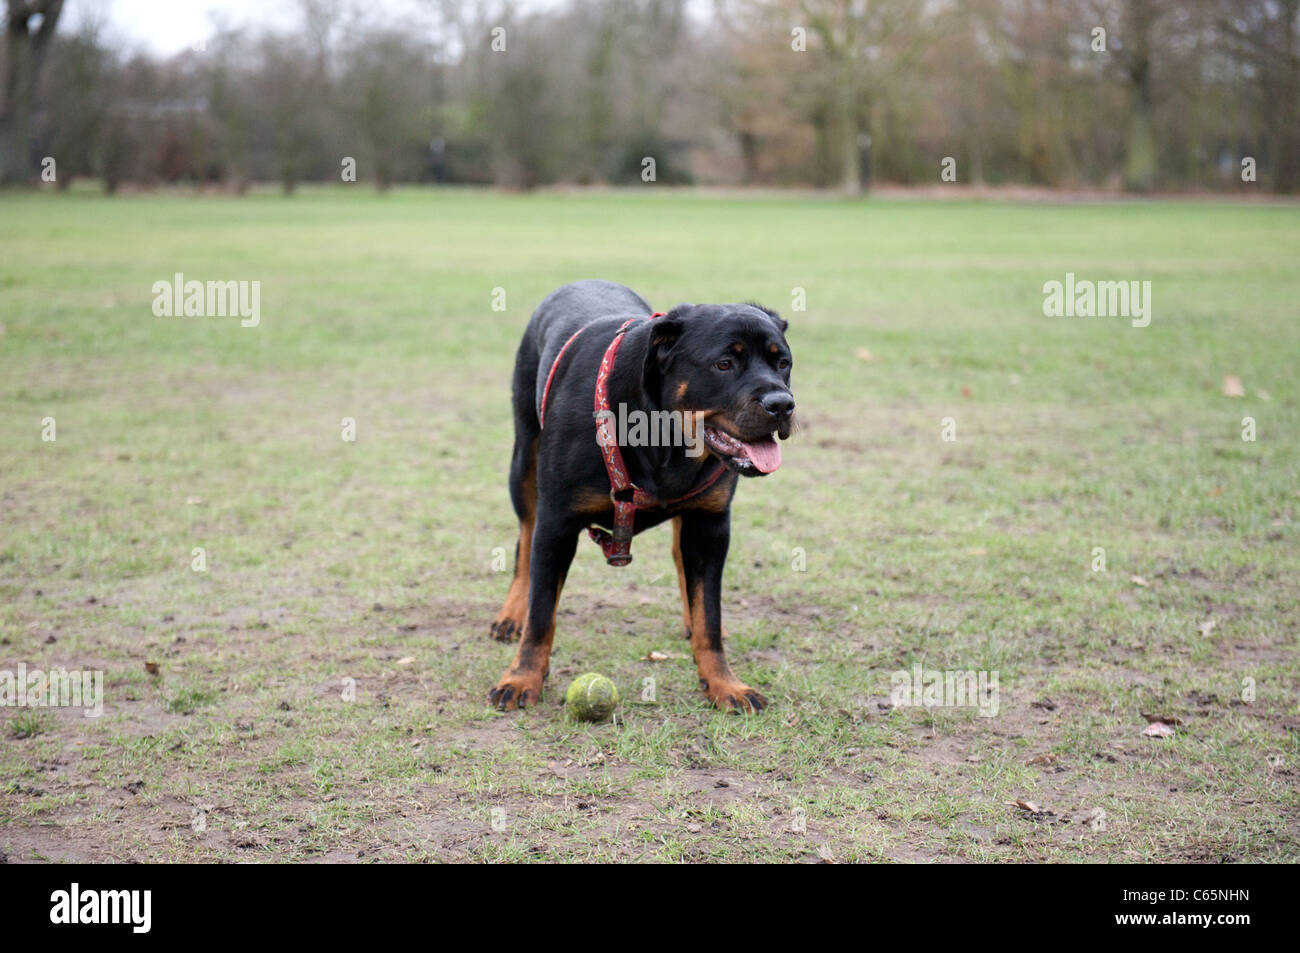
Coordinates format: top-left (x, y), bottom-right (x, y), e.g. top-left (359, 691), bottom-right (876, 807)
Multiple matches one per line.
top-left (777, 358), bottom-right (790, 370)
top-left (714, 360), bottom-right (733, 371)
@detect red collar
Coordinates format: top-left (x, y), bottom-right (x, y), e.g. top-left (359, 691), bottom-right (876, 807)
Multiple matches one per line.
top-left (541, 311), bottom-right (727, 566)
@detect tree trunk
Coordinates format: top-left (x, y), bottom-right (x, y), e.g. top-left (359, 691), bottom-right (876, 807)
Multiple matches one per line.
top-left (1124, 84), bottom-right (1158, 192)
top-left (836, 55), bottom-right (860, 193)
top-left (1272, 0), bottom-right (1300, 192)
top-left (0, 1), bottom-right (65, 185)
top-left (1122, 0), bottom-right (1158, 192)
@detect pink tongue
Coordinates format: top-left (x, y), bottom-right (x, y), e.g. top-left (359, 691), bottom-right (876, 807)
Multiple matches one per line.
top-left (740, 436), bottom-right (782, 473)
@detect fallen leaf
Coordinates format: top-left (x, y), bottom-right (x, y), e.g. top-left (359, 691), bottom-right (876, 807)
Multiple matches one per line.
top-left (1009, 799), bottom-right (1041, 813)
top-left (1197, 618), bottom-right (1217, 636)
top-left (854, 347), bottom-right (877, 363)
top-left (642, 650), bottom-right (687, 662)
top-left (185, 496), bottom-right (203, 505)
top-left (1027, 753), bottom-right (1058, 765)
top-left (396, 656), bottom-right (415, 666)
top-left (1143, 721), bottom-right (1175, 738)
top-left (1222, 375), bottom-right (1245, 397)
top-left (961, 386), bottom-right (973, 398)
top-left (144, 661), bottom-right (160, 676)
top-left (1130, 575), bottom-right (1150, 587)
top-left (967, 547), bottom-right (987, 556)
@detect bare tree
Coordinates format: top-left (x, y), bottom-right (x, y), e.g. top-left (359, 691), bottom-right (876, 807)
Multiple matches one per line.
top-left (1114, 0), bottom-right (1159, 190)
top-left (1, 0), bottom-right (64, 184)
top-left (728, 0), bottom-right (927, 192)
top-left (1216, 0), bottom-right (1300, 192)
top-left (340, 29), bottom-right (435, 190)
top-left (1087, 0), bottom-right (1175, 191)
top-left (256, 34), bottom-right (324, 194)
top-left (976, 0), bottom-right (1086, 186)
top-left (41, 15), bottom-right (110, 188)
top-left (205, 27), bottom-right (257, 192)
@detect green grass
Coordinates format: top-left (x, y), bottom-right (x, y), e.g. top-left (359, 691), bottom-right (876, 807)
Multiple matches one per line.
top-left (0, 185), bottom-right (1297, 862)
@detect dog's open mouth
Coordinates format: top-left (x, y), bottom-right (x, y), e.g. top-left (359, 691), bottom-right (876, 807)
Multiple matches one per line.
top-left (703, 425), bottom-right (782, 474)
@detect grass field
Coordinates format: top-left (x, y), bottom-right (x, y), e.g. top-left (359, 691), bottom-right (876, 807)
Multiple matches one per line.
top-left (1, 187), bottom-right (1297, 862)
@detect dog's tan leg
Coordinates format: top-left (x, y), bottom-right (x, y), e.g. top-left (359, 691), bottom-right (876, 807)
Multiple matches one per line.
top-left (491, 439), bottom-right (537, 641)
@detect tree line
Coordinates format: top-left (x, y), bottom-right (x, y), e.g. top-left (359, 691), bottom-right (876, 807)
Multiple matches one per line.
top-left (2, 0), bottom-right (1296, 193)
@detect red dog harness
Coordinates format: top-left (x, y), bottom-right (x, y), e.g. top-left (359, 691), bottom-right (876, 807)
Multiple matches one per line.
top-left (539, 312), bottom-right (727, 566)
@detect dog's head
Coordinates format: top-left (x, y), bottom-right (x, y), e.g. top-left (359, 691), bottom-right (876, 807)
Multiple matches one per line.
top-left (644, 302), bottom-right (795, 477)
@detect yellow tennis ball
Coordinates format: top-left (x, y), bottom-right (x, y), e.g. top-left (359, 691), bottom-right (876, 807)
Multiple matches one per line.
top-left (565, 673), bottom-right (619, 721)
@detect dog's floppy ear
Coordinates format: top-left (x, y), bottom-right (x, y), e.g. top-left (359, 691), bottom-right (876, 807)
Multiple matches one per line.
top-left (642, 307), bottom-right (687, 403)
top-left (647, 307), bottom-right (688, 367)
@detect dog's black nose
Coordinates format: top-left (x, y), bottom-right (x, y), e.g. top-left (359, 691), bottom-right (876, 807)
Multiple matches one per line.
top-left (761, 392), bottom-right (795, 418)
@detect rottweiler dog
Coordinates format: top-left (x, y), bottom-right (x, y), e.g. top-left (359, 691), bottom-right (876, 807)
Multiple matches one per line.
top-left (489, 280), bottom-right (795, 713)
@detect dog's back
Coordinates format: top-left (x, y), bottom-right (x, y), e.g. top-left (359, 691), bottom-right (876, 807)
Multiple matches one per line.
top-left (518, 280), bottom-right (653, 420)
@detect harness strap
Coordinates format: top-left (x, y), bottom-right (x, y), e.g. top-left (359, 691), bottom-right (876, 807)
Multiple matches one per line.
top-left (538, 326), bottom-right (587, 430)
top-left (537, 310), bottom-right (727, 567)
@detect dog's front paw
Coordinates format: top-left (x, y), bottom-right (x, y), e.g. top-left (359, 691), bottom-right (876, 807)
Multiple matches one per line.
top-left (700, 677), bottom-right (768, 714)
top-left (489, 669), bottom-right (545, 711)
top-left (489, 615), bottom-right (522, 642)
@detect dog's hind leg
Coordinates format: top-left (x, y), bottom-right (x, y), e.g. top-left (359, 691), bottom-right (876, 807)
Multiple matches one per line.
top-left (490, 508), bottom-right (579, 710)
top-left (490, 434), bottom-right (537, 642)
top-left (672, 517), bottom-right (692, 640)
top-left (491, 332), bottom-right (543, 642)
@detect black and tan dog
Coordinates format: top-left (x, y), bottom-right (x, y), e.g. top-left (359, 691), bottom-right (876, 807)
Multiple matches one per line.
top-left (489, 280), bottom-right (795, 713)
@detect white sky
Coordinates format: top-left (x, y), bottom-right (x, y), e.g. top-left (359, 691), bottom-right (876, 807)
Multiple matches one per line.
top-left (66, 0), bottom-right (426, 55)
top-left (64, 0), bottom-right (707, 57)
